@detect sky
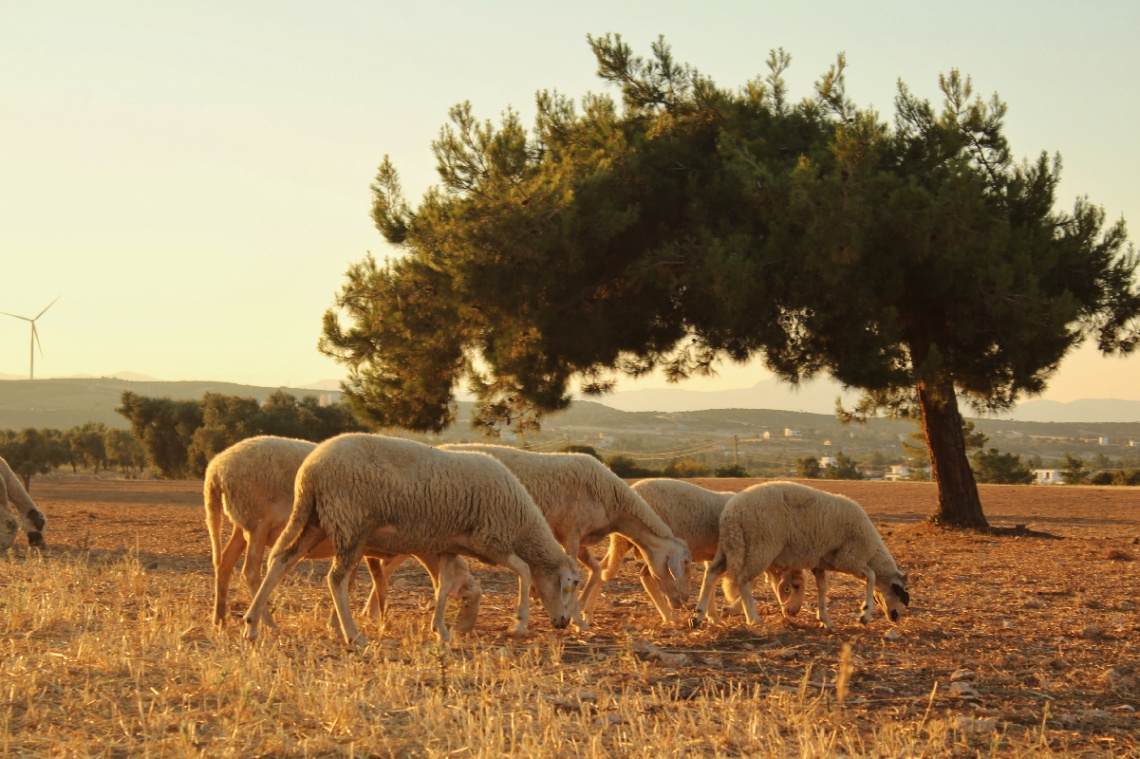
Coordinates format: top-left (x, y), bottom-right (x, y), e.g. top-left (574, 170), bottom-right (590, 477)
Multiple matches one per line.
top-left (2, 1), bottom-right (1138, 404)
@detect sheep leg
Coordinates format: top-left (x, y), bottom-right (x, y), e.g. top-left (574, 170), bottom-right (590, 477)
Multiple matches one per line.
top-left (737, 575), bottom-right (762, 626)
top-left (813, 568), bottom-right (833, 630)
top-left (328, 562), bottom-right (363, 630)
top-left (576, 544), bottom-right (604, 628)
top-left (213, 527), bottom-right (247, 625)
top-left (428, 553), bottom-right (458, 644)
top-left (689, 552), bottom-right (727, 628)
top-left (638, 564), bottom-right (678, 624)
top-left (421, 555), bottom-right (481, 634)
top-left (504, 553), bottom-right (533, 637)
top-left (561, 538), bottom-right (590, 632)
top-left (243, 525), bottom-right (325, 641)
top-left (241, 532), bottom-right (277, 628)
top-left (859, 567), bottom-right (877, 624)
top-left (364, 556), bottom-right (395, 622)
top-left (328, 544), bottom-right (367, 647)
top-left (717, 574), bottom-right (742, 622)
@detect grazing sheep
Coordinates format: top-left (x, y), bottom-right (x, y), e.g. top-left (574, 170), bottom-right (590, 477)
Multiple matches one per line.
top-left (690, 481), bottom-right (910, 630)
top-left (1, 455), bottom-right (46, 548)
top-left (442, 444), bottom-right (692, 630)
top-left (204, 435), bottom-right (480, 630)
top-left (599, 479), bottom-right (806, 623)
top-left (243, 434), bottom-right (580, 646)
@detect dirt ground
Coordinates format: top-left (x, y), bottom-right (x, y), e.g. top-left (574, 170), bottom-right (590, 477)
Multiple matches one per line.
top-left (15, 474), bottom-right (1140, 753)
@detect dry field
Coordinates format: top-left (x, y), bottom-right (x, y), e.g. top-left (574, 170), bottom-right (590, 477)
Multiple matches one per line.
top-left (2, 475), bottom-right (1138, 757)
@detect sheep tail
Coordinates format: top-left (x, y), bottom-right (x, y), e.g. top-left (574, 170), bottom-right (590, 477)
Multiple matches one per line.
top-left (270, 477), bottom-right (318, 562)
top-left (203, 471), bottom-right (225, 568)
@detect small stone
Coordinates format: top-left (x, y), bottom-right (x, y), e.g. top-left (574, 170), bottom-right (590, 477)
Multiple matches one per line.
top-left (576, 690), bottom-right (599, 702)
top-left (593, 714), bottom-right (621, 727)
top-left (883, 629), bottom-right (900, 641)
top-left (1001, 620), bottom-right (1014, 629)
top-left (1023, 598), bottom-right (1044, 609)
top-left (1080, 624), bottom-right (1103, 640)
top-left (1081, 708), bottom-right (1111, 720)
top-left (1111, 616), bottom-right (1127, 627)
top-left (956, 716), bottom-right (998, 734)
top-left (948, 681), bottom-right (980, 699)
top-left (1060, 713), bottom-right (1078, 726)
top-left (1110, 704), bottom-right (1136, 712)
top-left (950, 669), bottom-right (976, 682)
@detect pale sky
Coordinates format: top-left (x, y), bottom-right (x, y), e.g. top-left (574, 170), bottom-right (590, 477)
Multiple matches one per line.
top-left (2, 2), bottom-right (1137, 403)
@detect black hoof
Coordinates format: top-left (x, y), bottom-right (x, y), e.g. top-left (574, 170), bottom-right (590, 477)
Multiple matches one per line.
top-left (688, 617), bottom-right (703, 629)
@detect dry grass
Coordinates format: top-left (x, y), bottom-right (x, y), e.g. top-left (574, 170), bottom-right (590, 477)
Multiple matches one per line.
top-left (3, 478), bottom-right (1139, 757)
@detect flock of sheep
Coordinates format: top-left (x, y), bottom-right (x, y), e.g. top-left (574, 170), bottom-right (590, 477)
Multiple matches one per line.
top-left (1, 433), bottom-right (911, 644)
top-left (203, 434), bottom-right (911, 645)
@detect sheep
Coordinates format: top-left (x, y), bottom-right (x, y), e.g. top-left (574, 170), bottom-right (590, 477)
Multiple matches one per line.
top-left (689, 480), bottom-right (910, 630)
top-left (243, 434), bottom-right (580, 646)
top-left (599, 479), bottom-right (806, 623)
top-left (204, 435), bottom-right (481, 630)
top-left (1, 455), bottom-right (46, 548)
top-left (441, 444), bottom-right (691, 630)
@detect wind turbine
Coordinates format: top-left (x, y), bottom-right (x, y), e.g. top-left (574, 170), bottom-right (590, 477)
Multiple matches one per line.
top-left (0, 296), bottom-right (61, 380)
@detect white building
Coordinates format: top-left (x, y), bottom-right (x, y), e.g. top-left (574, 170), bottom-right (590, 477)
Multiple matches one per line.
top-left (1033, 469), bottom-right (1065, 485)
top-left (883, 464), bottom-right (910, 482)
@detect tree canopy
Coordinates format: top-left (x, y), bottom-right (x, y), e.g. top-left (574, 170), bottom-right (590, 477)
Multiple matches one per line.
top-left (321, 35), bottom-right (1139, 527)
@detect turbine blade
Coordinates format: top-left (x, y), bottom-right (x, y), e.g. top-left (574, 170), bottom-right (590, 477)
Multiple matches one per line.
top-left (34, 295), bottom-right (62, 321)
top-left (0, 310), bottom-right (32, 321)
top-left (33, 325), bottom-right (43, 357)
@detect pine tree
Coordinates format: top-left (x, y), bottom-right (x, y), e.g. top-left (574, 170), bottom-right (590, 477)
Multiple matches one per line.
top-left (323, 36), bottom-right (1139, 529)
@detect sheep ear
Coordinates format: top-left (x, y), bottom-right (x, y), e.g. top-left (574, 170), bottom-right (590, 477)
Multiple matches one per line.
top-left (667, 556), bottom-right (683, 581)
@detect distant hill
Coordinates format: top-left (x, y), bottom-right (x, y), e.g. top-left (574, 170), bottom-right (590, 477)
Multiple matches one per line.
top-left (0, 377), bottom-right (343, 430)
top-left (1008, 398), bottom-right (1140, 423)
top-left (592, 377), bottom-right (1140, 423)
top-left (3, 379), bottom-right (1139, 465)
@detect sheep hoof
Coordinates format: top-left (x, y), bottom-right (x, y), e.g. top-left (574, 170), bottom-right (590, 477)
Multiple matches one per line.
top-left (688, 616), bottom-right (703, 629)
top-left (510, 624), bottom-right (529, 637)
top-left (350, 633), bottom-right (370, 648)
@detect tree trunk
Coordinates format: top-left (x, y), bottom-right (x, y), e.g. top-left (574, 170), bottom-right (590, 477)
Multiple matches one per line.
top-left (916, 375), bottom-right (989, 529)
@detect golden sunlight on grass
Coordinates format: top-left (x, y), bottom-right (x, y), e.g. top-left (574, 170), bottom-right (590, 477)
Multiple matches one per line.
top-left (4, 515), bottom-right (1138, 758)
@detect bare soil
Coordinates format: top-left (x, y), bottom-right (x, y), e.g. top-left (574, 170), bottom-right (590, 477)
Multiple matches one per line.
top-left (19, 474), bottom-right (1140, 754)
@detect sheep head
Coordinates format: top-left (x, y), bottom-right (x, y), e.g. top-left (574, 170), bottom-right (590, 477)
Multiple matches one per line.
top-left (769, 567), bottom-right (806, 617)
top-left (874, 570), bottom-right (910, 623)
top-left (532, 554), bottom-right (580, 629)
top-left (650, 538), bottom-right (692, 610)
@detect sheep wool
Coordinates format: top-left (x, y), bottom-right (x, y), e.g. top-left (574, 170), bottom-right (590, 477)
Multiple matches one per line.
top-left (691, 480), bottom-right (910, 630)
top-left (204, 435), bottom-right (480, 630)
top-left (442, 444), bottom-right (692, 629)
top-left (244, 434), bottom-right (579, 646)
top-left (1, 455), bottom-right (46, 548)
top-left (601, 478), bottom-right (805, 623)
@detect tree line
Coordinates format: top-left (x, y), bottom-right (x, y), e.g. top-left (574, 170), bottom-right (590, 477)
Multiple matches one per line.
top-left (0, 389), bottom-right (364, 489)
